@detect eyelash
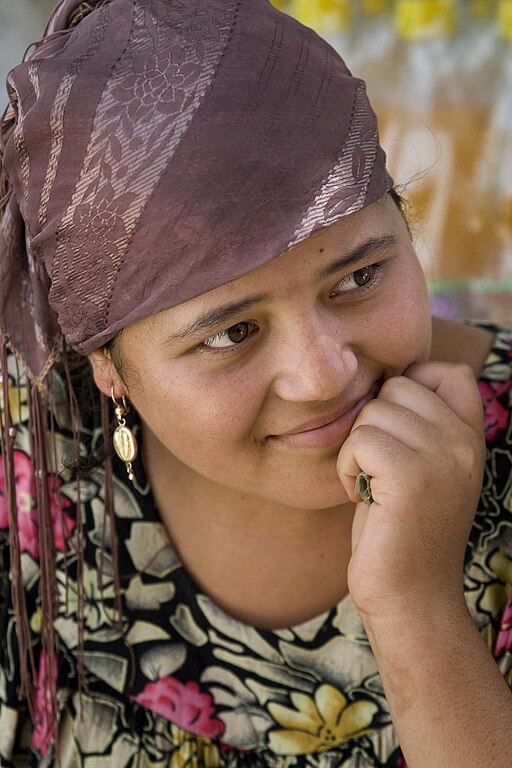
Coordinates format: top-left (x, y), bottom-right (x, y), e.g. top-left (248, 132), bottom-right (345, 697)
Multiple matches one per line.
top-left (199, 263), bottom-right (385, 354)
top-left (329, 263), bottom-right (383, 298)
top-left (200, 322), bottom-right (259, 353)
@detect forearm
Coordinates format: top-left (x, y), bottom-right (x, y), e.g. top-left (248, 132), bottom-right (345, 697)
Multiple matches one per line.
top-left (363, 602), bottom-right (512, 768)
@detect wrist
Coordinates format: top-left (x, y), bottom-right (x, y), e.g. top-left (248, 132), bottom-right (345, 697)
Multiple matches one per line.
top-left (358, 596), bottom-right (512, 768)
top-left (358, 590), bottom-right (471, 648)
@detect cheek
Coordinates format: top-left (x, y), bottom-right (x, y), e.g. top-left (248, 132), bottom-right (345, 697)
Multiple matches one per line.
top-left (131, 362), bottom-right (265, 456)
top-left (367, 266), bottom-right (431, 365)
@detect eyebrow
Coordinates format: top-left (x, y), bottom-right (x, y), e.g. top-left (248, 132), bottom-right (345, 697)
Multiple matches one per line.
top-left (317, 234), bottom-right (399, 281)
top-left (167, 234), bottom-right (399, 343)
top-left (166, 295), bottom-right (269, 342)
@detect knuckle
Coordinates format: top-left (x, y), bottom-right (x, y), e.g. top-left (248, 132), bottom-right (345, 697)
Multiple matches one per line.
top-left (452, 362), bottom-right (476, 384)
top-left (378, 376), bottom-right (403, 400)
top-left (452, 431), bottom-right (484, 473)
top-left (357, 398), bottom-right (384, 421)
top-left (350, 423), bottom-right (379, 442)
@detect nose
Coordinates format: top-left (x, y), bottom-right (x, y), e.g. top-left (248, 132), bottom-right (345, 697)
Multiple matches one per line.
top-left (272, 316), bottom-right (358, 402)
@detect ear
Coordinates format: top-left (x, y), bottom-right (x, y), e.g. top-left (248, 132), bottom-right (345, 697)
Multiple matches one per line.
top-left (88, 348), bottom-right (127, 399)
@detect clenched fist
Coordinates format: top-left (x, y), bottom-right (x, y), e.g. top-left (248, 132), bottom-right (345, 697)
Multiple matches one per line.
top-left (337, 362), bottom-right (485, 623)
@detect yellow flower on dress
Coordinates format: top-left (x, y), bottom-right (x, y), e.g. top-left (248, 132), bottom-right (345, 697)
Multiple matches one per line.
top-left (480, 551), bottom-right (512, 618)
top-left (268, 684), bottom-right (378, 755)
top-left (0, 379), bottom-right (29, 427)
top-left (491, 551), bottom-right (512, 588)
top-left (169, 725), bottom-right (221, 768)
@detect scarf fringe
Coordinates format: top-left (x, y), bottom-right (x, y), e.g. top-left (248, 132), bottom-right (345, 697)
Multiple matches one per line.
top-left (0, 0), bottom-right (124, 752)
top-left (0, 337), bottom-right (36, 712)
top-left (0, 334), bottom-right (132, 750)
top-left (27, 380), bottom-right (58, 730)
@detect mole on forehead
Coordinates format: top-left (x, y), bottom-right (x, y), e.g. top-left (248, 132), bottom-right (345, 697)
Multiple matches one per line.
top-left (158, 234), bottom-right (399, 345)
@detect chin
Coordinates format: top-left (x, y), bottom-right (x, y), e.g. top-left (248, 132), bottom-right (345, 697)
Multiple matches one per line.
top-left (264, 478), bottom-right (350, 511)
top-left (250, 454), bottom-right (350, 510)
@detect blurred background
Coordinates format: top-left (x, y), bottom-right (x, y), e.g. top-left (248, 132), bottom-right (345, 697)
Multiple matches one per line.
top-left (273, 0), bottom-right (511, 324)
top-left (1, 0), bottom-right (511, 323)
top-left (0, 1), bottom-right (55, 90)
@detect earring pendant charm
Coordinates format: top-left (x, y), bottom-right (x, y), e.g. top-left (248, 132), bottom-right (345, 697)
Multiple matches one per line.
top-left (113, 424), bottom-right (137, 479)
top-left (111, 388), bottom-right (138, 482)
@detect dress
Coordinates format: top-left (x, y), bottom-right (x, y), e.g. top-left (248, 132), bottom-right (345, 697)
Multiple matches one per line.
top-left (0, 324), bottom-right (511, 768)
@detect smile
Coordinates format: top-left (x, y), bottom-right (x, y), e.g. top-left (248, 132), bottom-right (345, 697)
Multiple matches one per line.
top-left (268, 381), bottom-right (381, 451)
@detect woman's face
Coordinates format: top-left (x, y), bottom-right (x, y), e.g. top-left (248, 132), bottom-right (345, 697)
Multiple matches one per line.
top-left (94, 195), bottom-right (431, 509)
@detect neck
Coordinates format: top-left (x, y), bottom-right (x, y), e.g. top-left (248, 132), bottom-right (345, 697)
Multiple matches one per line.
top-left (141, 423), bottom-right (355, 628)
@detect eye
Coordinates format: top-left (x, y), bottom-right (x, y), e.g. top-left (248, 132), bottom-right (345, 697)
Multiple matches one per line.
top-left (329, 264), bottom-right (380, 298)
top-left (202, 321), bottom-right (258, 349)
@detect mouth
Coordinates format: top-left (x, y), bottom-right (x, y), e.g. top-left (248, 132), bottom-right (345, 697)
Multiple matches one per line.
top-left (268, 380), bottom-right (382, 451)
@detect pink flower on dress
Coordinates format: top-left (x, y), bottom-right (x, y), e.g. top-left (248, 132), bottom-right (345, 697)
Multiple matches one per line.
top-left (495, 593), bottom-right (512, 657)
top-left (31, 651), bottom-right (56, 757)
top-left (0, 450), bottom-right (74, 558)
top-left (133, 677), bottom-right (225, 739)
top-left (478, 380), bottom-right (512, 442)
top-left (396, 757), bottom-right (408, 768)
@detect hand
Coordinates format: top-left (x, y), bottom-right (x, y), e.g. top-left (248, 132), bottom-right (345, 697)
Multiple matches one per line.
top-left (337, 362), bottom-right (485, 624)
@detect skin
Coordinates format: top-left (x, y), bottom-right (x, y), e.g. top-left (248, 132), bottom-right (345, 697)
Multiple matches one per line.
top-left (92, 193), bottom-right (433, 625)
top-left (89, 193), bottom-right (512, 766)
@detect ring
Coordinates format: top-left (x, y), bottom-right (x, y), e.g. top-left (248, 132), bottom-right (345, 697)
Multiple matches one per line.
top-left (354, 470), bottom-right (373, 505)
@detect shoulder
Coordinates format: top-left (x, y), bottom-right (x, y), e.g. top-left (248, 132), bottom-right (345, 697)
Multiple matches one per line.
top-left (429, 317), bottom-right (498, 375)
top-left (463, 325), bottom-right (512, 676)
top-left (477, 324), bottom-right (512, 381)
top-left (477, 324), bottom-right (512, 446)
top-left (429, 318), bottom-right (512, 444)
top-left (474, 324), bottom-right (512, 556)
top-left (464, 322), bottom-right (512, 519)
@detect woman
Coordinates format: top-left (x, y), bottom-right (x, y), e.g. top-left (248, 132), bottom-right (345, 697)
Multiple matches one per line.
top-left (0, 0), bottom-right (511, 766)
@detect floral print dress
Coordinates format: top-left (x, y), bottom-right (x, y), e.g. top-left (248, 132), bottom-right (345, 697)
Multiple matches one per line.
top-left (0, 324), bottom-right (511, 768)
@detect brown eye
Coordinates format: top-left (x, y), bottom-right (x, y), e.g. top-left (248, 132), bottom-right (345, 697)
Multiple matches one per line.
top-left (227, 323), bottom-right (250, 343)
top-left (330, 263), bottom-right (382, 298)
top-left (203, 321), bottom-right (257, 349)
top-left (353, 266), bottom-right (373, 286)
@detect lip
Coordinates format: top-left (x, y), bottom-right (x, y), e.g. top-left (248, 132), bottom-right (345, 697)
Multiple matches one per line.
top-left (268, 381), bottom-right (381, 451)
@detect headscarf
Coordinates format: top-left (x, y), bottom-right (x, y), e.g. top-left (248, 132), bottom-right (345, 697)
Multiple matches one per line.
top-left (1, 0), bottom-right (392, 384)
top-left (0, 0), bottom-right (392, 716)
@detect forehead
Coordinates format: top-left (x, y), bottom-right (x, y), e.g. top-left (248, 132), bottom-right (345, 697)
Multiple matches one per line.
top-left (136, 194), bottom-right (405, 333)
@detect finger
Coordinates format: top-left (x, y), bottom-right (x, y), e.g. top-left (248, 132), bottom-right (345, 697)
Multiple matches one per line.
top-left (375, 368), bottom-right (481, 433)
top-left (337, 425), bottom-right (421, 504)
top-left (351, 397), bottom-right (440, 453)
top-left (403, 361), bottom-right (484, 430)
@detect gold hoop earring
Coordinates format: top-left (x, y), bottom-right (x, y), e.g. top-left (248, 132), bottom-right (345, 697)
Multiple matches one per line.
top-left (111, 387), bottom-right (138, 482)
